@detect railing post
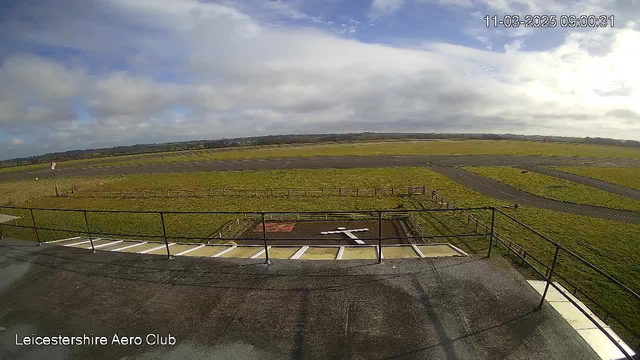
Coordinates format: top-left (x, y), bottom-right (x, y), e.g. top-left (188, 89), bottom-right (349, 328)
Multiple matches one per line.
top-left (538, 246), bottom-right (560, 310)
top-left (30, 208), bottom-right (41, 245)
top-left (160, 212), bottom-right (171, 259)
top-left (488, 208), bottom-right (495, 257)
top-left (262, 213), bottom-right (270, 264)
top-left (377, 211), bottom-right (382, 264)
top-left (84, 210), bottom-right (95, 253)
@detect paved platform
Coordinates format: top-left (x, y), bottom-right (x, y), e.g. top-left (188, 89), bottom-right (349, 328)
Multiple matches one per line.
top-left (528, 280), bottom-right (636, 359)
top-left (0, 239), bottom-right (599, 360)
top-left (46, 236), bottom-right (467, 260)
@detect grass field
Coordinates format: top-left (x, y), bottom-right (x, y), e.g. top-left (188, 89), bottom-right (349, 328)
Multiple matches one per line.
top-left (4, 139), bottom-right (640, 175)
top-left (557, 166), bottom-right (640, 191)
top-left (1, 166), bottom-right (638, 342)
top-left (0, 177), bottom-right (121, 206)
top-left (464, 166), bottom-right (640, 212)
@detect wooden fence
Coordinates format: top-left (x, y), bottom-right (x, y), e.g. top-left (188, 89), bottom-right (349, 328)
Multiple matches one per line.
top-left (61, 185), bottom-right (430, 199)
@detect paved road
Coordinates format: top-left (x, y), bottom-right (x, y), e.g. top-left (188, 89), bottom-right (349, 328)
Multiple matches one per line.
top-left (3, 155), bottom-right (640, 181)
top-left (522, 166), bottom-right (640, 201)
top-left (431, 166), bottom-right (640, 225)
top-left (0, 239), bottom-right (599, 360)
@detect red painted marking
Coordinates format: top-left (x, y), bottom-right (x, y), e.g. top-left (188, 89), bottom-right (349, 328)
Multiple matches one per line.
top-left (255, 223), bottom-right (296, 232)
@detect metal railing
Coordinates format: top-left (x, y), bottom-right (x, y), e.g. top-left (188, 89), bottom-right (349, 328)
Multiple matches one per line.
top-left (0, 204), bottom-right (637, 358)
top-left (418, 192), bottom-right (639, 359)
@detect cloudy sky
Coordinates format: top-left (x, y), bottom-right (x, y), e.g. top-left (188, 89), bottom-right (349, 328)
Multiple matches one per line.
top-left (1, 0), bottom-right (639, 159)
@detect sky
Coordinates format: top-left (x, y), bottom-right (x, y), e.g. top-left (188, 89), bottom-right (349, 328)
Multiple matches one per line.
top-left (0, 0), bottom-right (639, 159)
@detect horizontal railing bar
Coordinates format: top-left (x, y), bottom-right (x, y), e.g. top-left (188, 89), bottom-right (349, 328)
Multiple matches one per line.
top-left (495, 208), bottom-right (640, 302)
top-left (549, 282), bottom-right (635, 360)
top-left (0, 205), bottom-right (503, 215)
top-left (495, 237), bottom-right (547, 279)
top-left (553, 272), bottom-right (640, 340)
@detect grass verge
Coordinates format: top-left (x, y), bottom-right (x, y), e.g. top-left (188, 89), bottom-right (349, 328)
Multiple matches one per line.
top-left (557, 166), bottom-right (640, 191)
top-left (464, 166), bottom-right (640, 212)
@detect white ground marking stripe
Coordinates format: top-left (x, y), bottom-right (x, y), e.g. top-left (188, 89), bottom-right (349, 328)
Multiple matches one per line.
top-left (111, 242), bottom-right (147, 252)
top-left (139, 244), bottom-right (174, 254)
top-left (447, 244), bottom-right (469, 256)
top-left (527, 280), bottom-right (636, 359)
top-left (290, 246), bottom-right (309, 259)
top-left (250, 246), bottom-right (270, 259)
top-left (87, 240), bottom-right (120, 250)
top-left (64, 240), bottom-right (92, 247)
top-left (47, 236), bottom-right (82, 243)
top-left (337, 246), bottom-right (345, 260)
top-left (211, 245), bottom-right (237, 257)
top-left (76, 238), bottom-right (102, 248)
top-left (411, 244), bottom-right (425, 258)
top-left (174, 244), bottom-right (205, 256)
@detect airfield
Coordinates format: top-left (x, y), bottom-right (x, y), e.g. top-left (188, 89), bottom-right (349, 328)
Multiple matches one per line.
top-left (1, 139), bottom-right (639, 359)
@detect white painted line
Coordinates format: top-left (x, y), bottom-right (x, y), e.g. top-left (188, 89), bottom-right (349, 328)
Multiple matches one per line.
top-left (337, 246), bottom-right (345, 260)
top-left (211, 245), bottom-right (237, 257)
top-left (139, 243), bottom-right (174, 254)
top-left (250, 246), bottom-right (270, 259)
top-left (111, 242), bottom-right (147, 252)
top-left (47, 236), bottom-right (82, 243)
top-left (290, 246), bottom-right (309, 259)
top-left (411, 244), bottom-right (425, 258)
top-left (447, 244), bottom-right (469, 257)
top-left (64, 240), bottom-right (91, 247)
top-left (87, 239), bottom-right (120, 249)
top-left (174, 244), bottom-right (205, 256)
top-left (527, 280), bottom-right (636, 359)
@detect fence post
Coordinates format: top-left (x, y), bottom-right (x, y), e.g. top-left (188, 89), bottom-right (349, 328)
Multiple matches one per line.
top-left (83, 210), bottom-right (95, 253)
top-left (538, 247), bottom-right (560, 310)
top-left (378, 211), bottom-right (383, 264)
top-left (30, 208), bottom-right (41, 246)
top-left (261, 213), bottom-right (270, 264)
top-left (160, 212), bottom-right (171, 259)
top-left (488, 208), bottom-right (495, 258)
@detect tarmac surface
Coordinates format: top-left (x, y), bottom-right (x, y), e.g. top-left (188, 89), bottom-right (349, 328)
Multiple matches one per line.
top-left (2, 154), bottom-right (640, 181)
top-left (522, 166), bottom-right (640, 201)
top-left (0, 239), bottom-right (599, 360)
top-left (432, 166), bottom-right (640, 225)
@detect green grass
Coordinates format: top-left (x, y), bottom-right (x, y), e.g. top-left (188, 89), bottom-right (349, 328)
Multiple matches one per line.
top-left (0, 177), bottom-right (121, 206)
top-left (1, 166), bottom-right (638, 342)
top-left (557, 166), bottom-right (640, 191)
top-left (83, 167), bottom-right (437, 191)
top-left (5, 139), bottom-right (640, 174)
top-left (464, 166), bottom-right (640, 212)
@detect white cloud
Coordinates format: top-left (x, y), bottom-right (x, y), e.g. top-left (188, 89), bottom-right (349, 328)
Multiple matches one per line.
top-left (11, 138), bottom-right (24, 145)
top-left (0, 0), bottom-right (639, 158)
